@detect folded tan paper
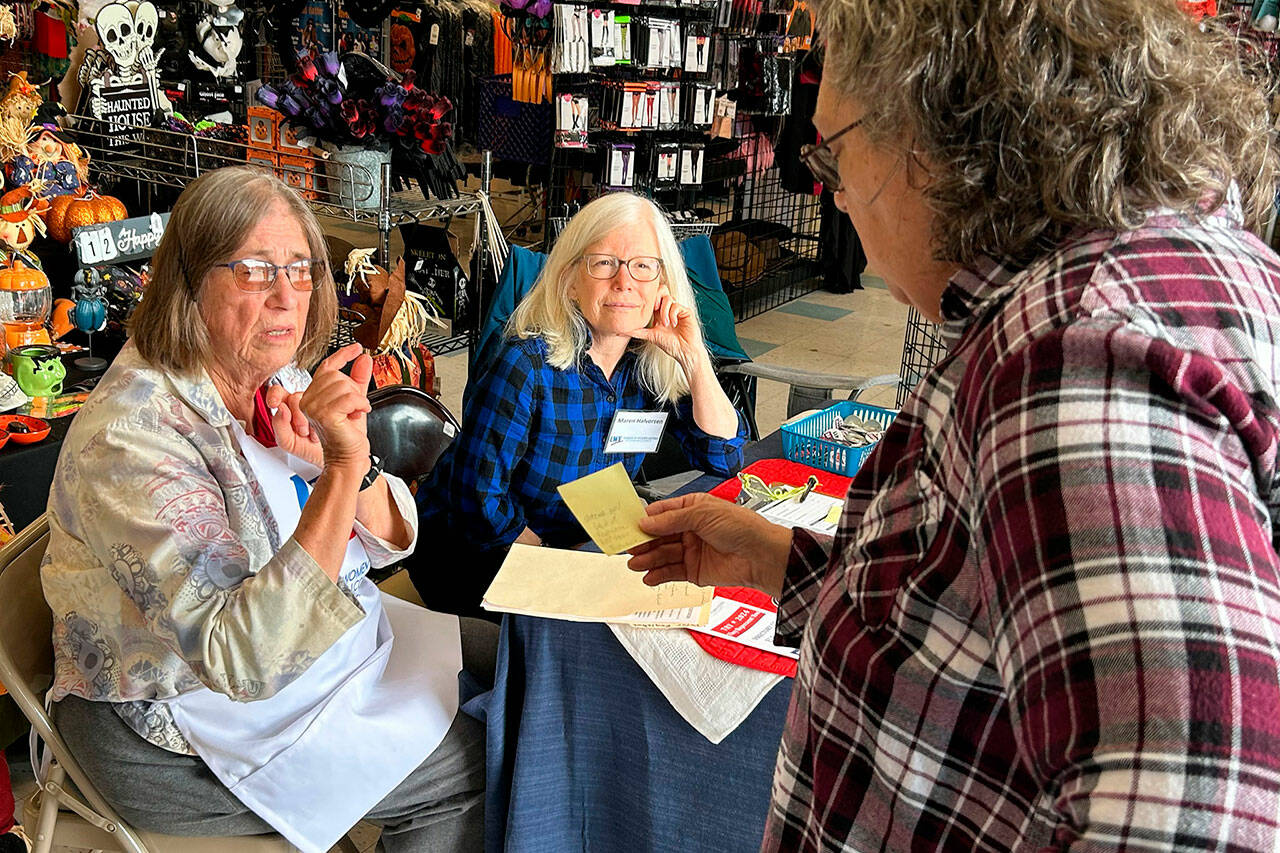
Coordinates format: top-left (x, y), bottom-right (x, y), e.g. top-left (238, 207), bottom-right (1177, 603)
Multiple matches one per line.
top-left (482, 544), bottom-right (711, 625)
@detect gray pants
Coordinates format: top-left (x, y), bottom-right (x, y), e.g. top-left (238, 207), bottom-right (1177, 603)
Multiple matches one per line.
top-left (54, 617), bottom-right (499, 852)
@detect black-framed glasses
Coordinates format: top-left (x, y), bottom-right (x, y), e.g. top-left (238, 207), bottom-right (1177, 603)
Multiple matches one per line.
top-left (799, 115), bottom-right (864, 191)
top-left (580, 253), bottom-right (664, 283)
top-left (216, 258), bottom-right (324, 293)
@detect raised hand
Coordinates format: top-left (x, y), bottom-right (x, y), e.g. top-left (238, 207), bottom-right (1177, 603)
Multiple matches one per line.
top-left (296, 343), bottom-right (374, 473)
top-left (627, 492), bottom-right (793, 596)
top-left (264, 384), bottom-right (322, 469)
top-left (630, 291), bottom-right (707, 371)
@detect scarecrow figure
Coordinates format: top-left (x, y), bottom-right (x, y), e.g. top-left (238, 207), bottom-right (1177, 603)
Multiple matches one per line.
top-left (0, 186), bottom-right (49, 269)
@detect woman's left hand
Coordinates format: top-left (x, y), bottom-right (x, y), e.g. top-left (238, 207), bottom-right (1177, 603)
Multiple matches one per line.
top-left (264, 384), bottom-right (324, 469)
top-left (631, 292), bottom-right (707, 371)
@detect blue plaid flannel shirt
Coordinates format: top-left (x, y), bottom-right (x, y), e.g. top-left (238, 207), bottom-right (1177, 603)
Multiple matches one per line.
top-left (420, 336), bottom-right (747, 553)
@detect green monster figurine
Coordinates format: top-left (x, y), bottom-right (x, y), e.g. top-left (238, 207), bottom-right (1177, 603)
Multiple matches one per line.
top-left (9, 344), bottom-right (65, 397)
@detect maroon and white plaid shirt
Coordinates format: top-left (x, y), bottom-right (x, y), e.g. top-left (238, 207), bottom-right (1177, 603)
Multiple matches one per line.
top-left (767, 192), bottom-right (1280, 851)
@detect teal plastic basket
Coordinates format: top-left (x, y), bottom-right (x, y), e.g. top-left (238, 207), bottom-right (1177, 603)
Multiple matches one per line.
top-left (780, 400), bottom-right (898, 476)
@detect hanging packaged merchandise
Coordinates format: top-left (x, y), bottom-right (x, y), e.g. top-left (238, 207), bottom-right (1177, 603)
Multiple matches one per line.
top-left (679, 144), bottom-right (705, 185)
top-left (710, 93), bottom-right (736, 137)
top-left (555, 93), bottom-right (589, 148)
top-left (686, 84), bottom-right (716, 127)
top-left (602, 80), bottom-right (648, 130)
top-left (653, 143), bottom-right (679, 187)
top-left (635, 17), bottom-right (680, 70)
top-left (715, 0), bottom-right (732, 28)
top-left (613, 15), bottom-right (632, 64)
top-left (729, 0), bottom-right (762, 33)
top-left (713, 36), bottom-right (740, 91)
top-left (603, 142), bottom-right (635, 187)
top-left (590, 9), bottom-right (616, 66)
top-left (684, 21), bottom-right (712, 74)
top-left (657, 82), bottom-right (680, 130)
top-left (764, 51), bottom-right (795, 115)
top-left (553, 4), bottom-right (590, 74)
top-left (399, 222), bottom-right (473, 327)
top-left (737, 40), bottom-right (793, 115)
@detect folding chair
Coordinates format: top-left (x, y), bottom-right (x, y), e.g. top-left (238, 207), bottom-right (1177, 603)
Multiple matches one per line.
top-left (0, 516), bottom-right (358, 853)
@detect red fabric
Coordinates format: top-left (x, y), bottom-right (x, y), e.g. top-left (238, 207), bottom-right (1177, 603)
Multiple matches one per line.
top-left (690, 458), bottom-right (849, 677)
top-left (34, 12), bottom-right (68, 59)
top-left (0, 752), bottom-right (13, 835)
top-left (250, 387), bottom-right (277, 447)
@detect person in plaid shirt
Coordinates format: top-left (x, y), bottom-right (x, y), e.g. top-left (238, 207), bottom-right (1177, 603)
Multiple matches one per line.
top-left (413, 193), bottom-right (746, 615)
top-left (630, 1), bottom-right (1280, 849)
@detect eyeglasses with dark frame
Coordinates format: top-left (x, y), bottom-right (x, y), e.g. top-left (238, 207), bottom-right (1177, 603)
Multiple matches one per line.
top-left (216, 258), bottom-right (325, 293)
top-left (580, 253), bottom-right (664, 283)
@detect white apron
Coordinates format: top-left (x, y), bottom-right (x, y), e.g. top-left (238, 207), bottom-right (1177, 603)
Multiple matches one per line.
top-left (163, 421), bottom-right (461, 853)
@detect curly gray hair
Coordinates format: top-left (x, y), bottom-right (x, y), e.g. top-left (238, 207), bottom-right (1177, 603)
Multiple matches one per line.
top-left (810, 0), bottom-right (1278, 268)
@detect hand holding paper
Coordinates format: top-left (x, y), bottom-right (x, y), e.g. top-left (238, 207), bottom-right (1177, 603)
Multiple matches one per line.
top-left (557, 462), bottom-right (654, 554)
top-left (482, 544), bottom-right (711, 625)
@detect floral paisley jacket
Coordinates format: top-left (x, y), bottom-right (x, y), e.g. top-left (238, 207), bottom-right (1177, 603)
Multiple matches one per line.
top-left (41, 343), bottom-right (417, 754)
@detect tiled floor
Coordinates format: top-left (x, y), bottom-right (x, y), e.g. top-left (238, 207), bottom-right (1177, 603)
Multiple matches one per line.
top-left (433, 275), bottom-right (908, 439)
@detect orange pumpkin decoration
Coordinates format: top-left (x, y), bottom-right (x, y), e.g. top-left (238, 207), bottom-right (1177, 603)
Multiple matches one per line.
top-left (48, 190), bottom-right (127, 242)
top-left (43, 192), bottom-right (79, 243)
top-left (0, 258), bottom-right (50, 293)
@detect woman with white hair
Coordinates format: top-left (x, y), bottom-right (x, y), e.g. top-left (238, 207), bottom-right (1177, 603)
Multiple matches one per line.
top-left (412, 192), bottom-right (746, 615)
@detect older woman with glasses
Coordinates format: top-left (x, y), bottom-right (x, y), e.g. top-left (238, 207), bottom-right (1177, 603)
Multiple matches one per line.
top-left (411, 192), bottom-right (746, 616)
top-left (632, 1), bottom-right (1280, 850)
top-left (41, 166), bottom-right (487, 851)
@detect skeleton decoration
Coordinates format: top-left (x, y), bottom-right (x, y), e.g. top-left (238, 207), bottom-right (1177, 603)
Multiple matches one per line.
top-left (188, 0), bottom-right (244, 79)
top-left (78, 0), bottom-right (170, 121)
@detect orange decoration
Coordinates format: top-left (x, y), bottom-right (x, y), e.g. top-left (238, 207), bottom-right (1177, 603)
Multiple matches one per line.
top-left (0, 258), bottom-right (49, 292)
top-left (43, 192), bottom-right (79, 243)
top-left (49, 190), bottom-right (127, 243)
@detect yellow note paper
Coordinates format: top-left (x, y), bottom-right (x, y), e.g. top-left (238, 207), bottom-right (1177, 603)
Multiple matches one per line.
top-left (557, 462), bottom-right (654, 554)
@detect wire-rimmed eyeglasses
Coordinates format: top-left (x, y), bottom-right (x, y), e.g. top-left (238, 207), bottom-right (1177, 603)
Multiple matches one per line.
top-left (799, 115), bottom-right (864, 192)
top-left (215, 258), bottom-right (325, 293)
top-left (800, 115), bottom-right (906, 206)
top-left (580, 253), bottom-right (664, 283)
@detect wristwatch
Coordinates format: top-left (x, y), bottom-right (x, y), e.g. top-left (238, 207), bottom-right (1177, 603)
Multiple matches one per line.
top-left (359, 454), bottom-right (383, 491)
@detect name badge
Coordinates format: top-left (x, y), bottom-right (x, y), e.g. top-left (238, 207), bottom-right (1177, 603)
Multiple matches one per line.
top-left (605, 410), bottom-right (669, 454)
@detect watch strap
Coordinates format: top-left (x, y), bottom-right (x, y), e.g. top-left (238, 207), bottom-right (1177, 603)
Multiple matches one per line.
top-left (359, 454), bottom-right (383, 491)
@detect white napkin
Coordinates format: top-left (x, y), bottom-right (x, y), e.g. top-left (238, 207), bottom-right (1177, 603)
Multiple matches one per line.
top-left (609, 623), bottom-right (785, 744)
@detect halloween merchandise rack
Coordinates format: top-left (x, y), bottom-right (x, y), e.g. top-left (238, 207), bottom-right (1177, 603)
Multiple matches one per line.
top-left (491, 0), bottom-right (824, 321)
top-left (66, 114), bottom-right (495, 356)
